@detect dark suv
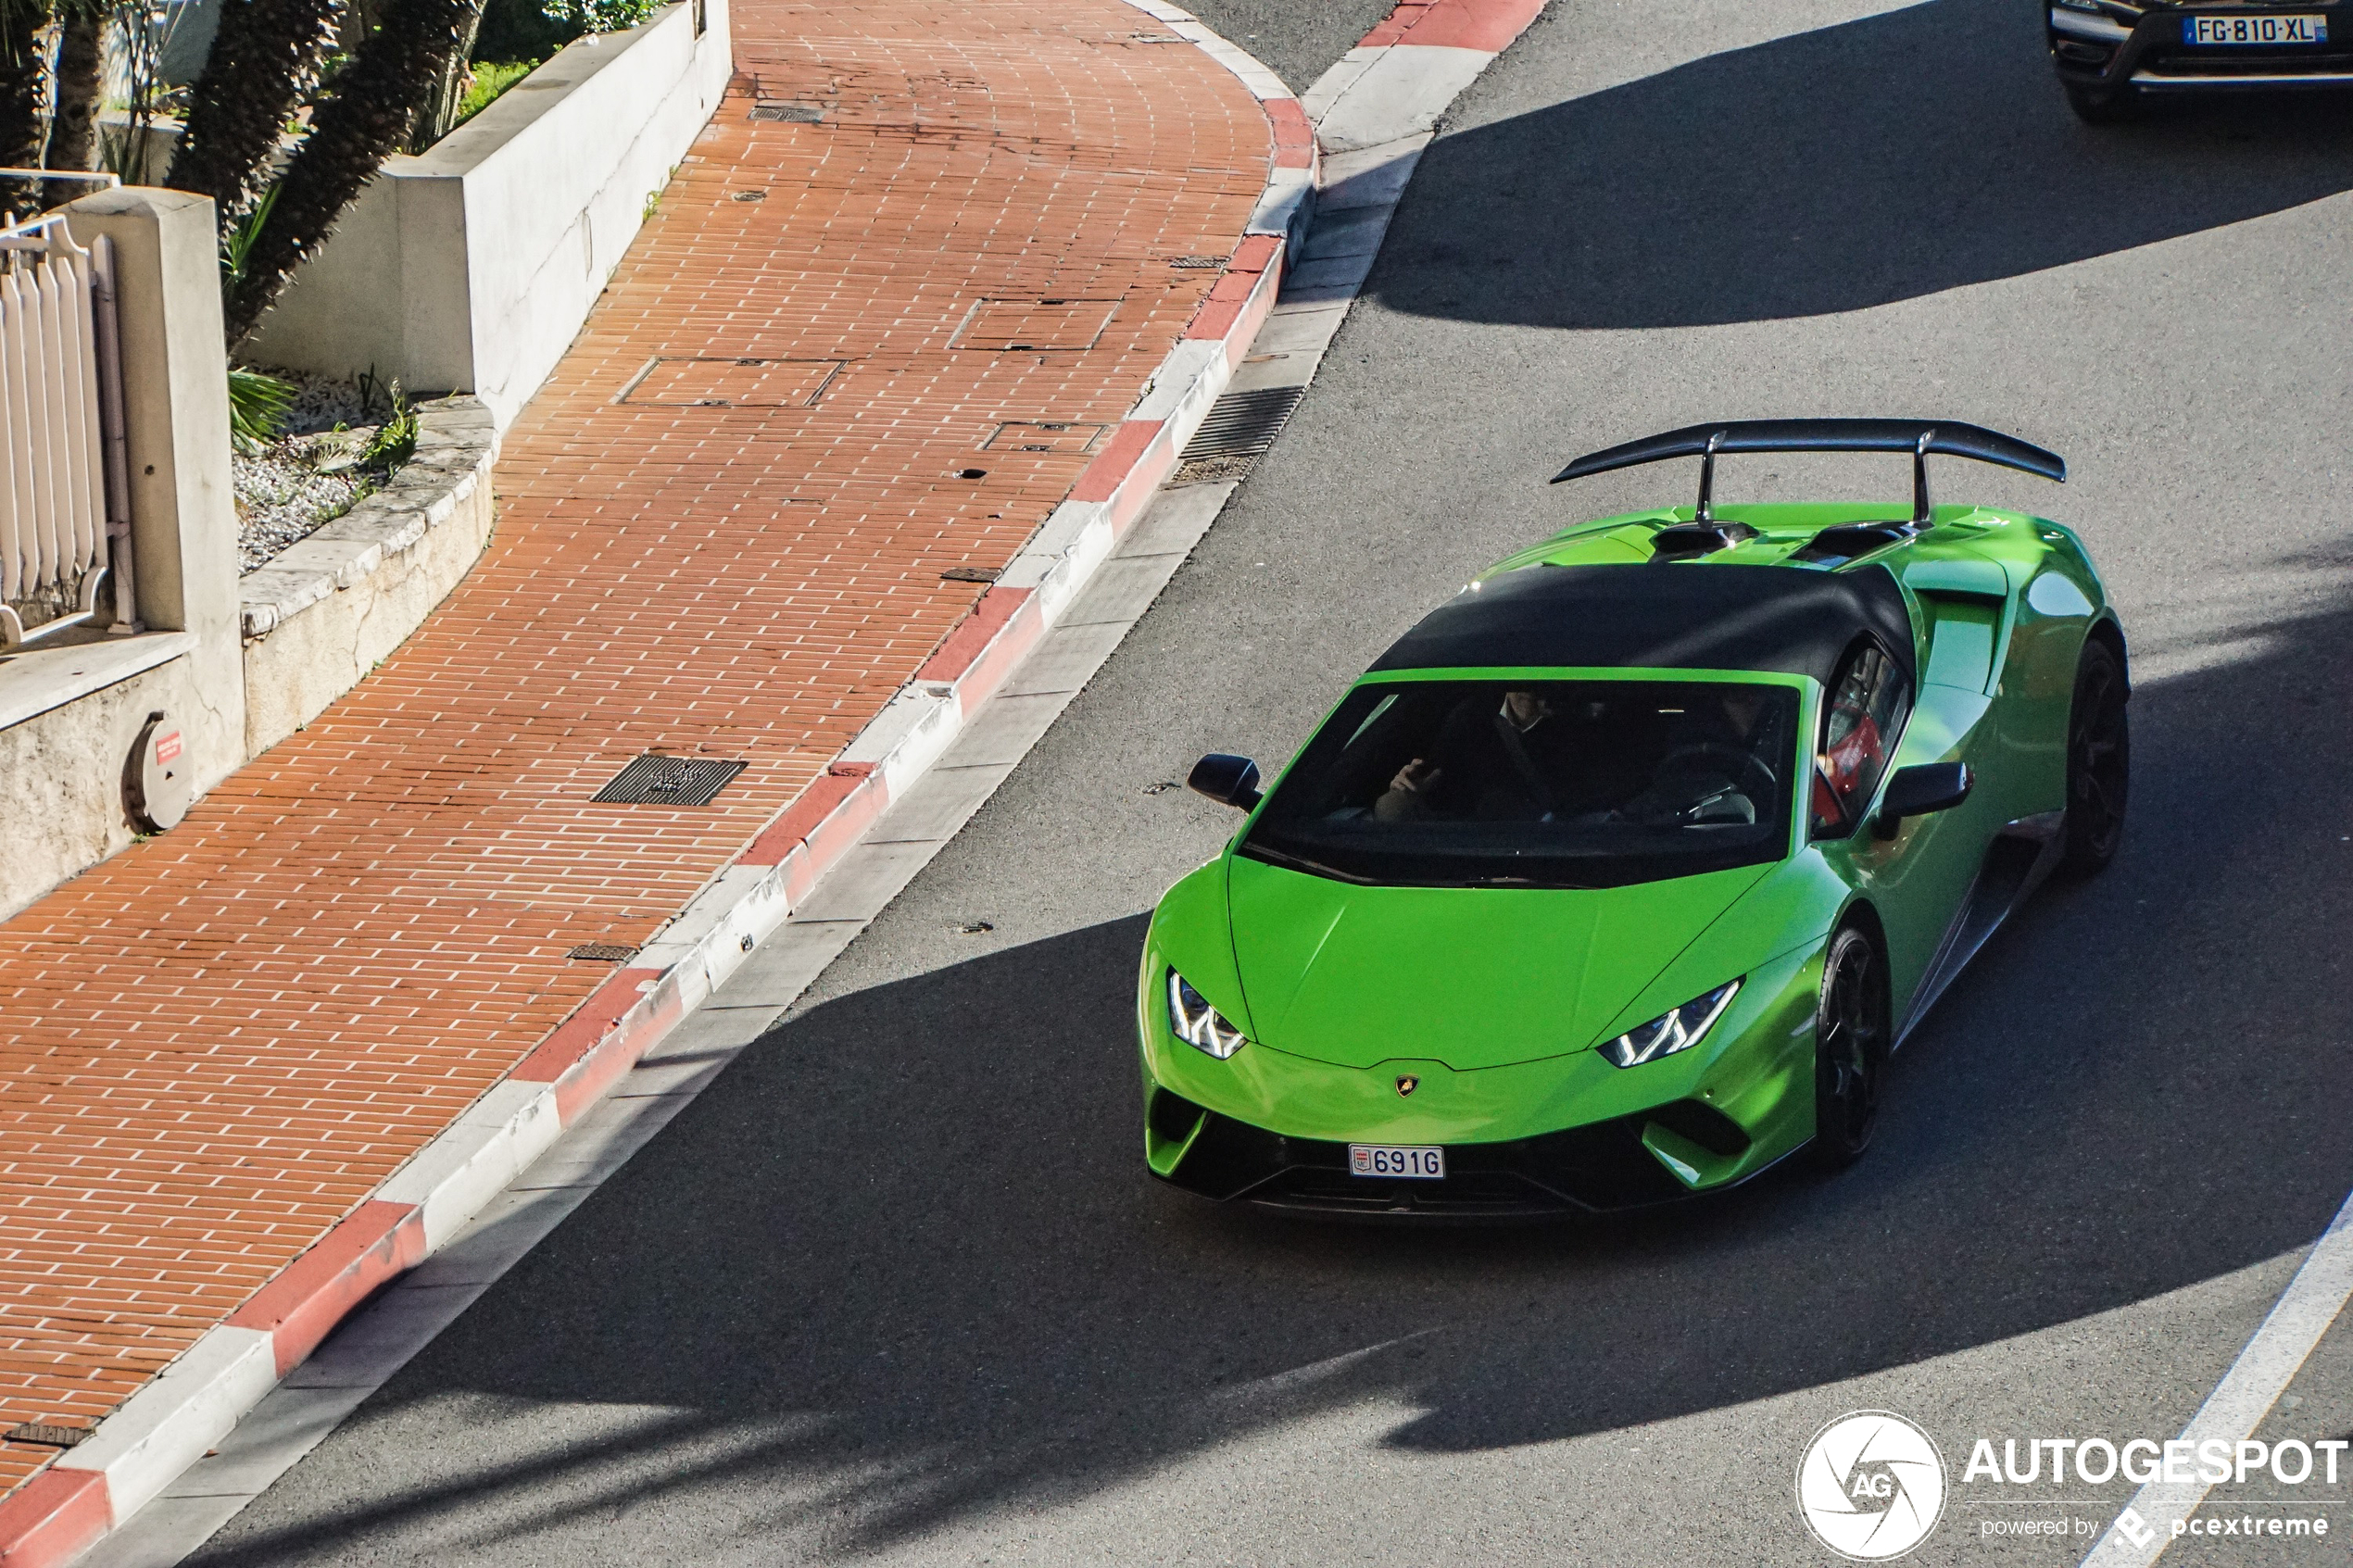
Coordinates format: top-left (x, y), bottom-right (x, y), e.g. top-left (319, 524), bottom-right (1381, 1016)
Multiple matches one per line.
top-left (2048, 0), bottom-right (2352, 119)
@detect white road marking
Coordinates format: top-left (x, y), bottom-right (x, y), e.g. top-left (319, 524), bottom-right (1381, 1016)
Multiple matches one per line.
top-left (2082, 1185), bottom-right (2353, 1565)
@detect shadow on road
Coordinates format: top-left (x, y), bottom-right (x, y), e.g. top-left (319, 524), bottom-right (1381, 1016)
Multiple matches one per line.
top-left (1368, 0), bottom-right (2353, 330)
top-left (198, 546), bottom-right (2353, 1562)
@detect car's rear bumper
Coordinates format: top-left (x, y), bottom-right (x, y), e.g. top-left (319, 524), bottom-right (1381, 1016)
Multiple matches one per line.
top-left (2049, 4), bottom-right (2353, 91)
top-left (1144, 1086), bottom-right (1753, 1219)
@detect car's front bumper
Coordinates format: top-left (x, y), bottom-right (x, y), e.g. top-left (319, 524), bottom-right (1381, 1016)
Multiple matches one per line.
top-left (2049, 3), bottom-right (2353, 91)
top-left (1145, 1088), bottom-right (1738, 1217)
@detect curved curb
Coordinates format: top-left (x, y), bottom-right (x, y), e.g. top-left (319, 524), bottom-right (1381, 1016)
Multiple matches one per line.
top-left (0, 15), bottom-right (1311, 1568)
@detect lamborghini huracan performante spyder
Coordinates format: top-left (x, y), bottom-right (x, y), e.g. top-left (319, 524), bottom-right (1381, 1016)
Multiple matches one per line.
top-left (1139, 420), bottom-right (2128, 1218)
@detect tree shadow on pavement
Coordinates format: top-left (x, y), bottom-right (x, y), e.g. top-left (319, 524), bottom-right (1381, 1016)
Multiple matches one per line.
top-left (1368, 0), bottom-right (2353, 331)
top-left (196, 553), bottom-right (2353, 1563)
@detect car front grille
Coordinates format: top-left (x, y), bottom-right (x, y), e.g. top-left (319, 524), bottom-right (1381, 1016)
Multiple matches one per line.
top-left (1153, 1107), bottom-right (1703, 1217)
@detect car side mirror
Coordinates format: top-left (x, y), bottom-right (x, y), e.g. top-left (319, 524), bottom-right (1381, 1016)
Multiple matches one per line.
top-left (1873, 762), bottom-right (1972, 839)
top-left (1188, 753), bottom-right (1262, 811)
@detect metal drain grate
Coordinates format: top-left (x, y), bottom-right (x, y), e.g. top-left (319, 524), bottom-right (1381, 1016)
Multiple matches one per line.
top-left (1166, 255), bottom-right (1225, 270)
top-left (749, 102), bottom-right (824, 122)
top-left (567, 942), bottom-right (641, 962)
top-left (592, 755), bottom-right (748, 807)
top-left (1171, 385), bottom-right (1305, 484)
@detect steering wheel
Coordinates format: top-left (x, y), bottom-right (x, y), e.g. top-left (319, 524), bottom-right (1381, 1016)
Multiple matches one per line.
top-left (1654, 742), bottom-right (1778, 804)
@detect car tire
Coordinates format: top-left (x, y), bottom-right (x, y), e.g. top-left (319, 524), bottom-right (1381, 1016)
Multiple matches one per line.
top-left (2064, 82), bottom-right (2140, 124)
top-left (2060, 636), bottom-right (2130, 875)
top-left (1811, 922), bottom-right (1888, 1168)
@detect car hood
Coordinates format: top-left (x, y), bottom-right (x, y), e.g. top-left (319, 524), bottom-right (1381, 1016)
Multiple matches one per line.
top-left (1225, 853), bottom-right (1773, 1071)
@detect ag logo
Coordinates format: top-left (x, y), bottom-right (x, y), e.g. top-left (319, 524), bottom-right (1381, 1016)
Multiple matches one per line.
top-left (1795, 1410), bottom-right (1945, 1561)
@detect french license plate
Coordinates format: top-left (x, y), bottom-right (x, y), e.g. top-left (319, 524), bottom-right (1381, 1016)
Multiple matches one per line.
top-left (2184, 13), bottom-right (2326, 44)
top-left (1349, 1143), bottom-right (1445, 1179)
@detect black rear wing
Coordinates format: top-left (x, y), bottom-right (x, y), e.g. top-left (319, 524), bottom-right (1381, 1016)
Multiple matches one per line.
top-left (1552, 419), bottom-right (2066, 528)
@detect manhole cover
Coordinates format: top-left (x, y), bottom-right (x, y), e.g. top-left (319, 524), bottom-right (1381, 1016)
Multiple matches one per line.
top-left (982, 420), bottom-right (1107, 453)
top-left (619, 357), bottom-right (845, 408)
top-left (749, 102), bottom-right (824, 122)
top-left (566, 942), bottom-right (641, 962)
top-left (952, 298), bottom-right (1122, 352)
top-left (593, 755), bottom-right (748, 807)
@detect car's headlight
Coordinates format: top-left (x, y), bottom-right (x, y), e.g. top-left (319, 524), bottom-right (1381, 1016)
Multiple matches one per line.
top-left (1167, 970), bottom-right (1248, 1060)
top-left (1598, 980), bottom-right (1741, 1068)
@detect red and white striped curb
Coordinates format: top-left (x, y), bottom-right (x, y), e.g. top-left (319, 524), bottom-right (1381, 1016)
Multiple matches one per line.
top-left (1305, 0), bottom-right (1545, 154)
top-left (0, 15), bottom-right (1311, 1568)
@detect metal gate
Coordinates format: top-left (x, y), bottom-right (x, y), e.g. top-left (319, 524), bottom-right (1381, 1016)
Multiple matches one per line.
top-left (0, 212), bottom-right (132, 648)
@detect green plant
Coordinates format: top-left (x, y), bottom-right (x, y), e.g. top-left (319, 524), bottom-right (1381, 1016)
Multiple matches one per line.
top-left (453, 57), bottom-right (535, 124)
top-left (539, 0), bottom-right (661, 33)
top-left (228, 367), bottom-right (296, 454)
top-left (220, 182), bottom-right (278, 290)
top-left (473, 0), bottom-right (579, 64)
top-left (357, 374), bottom-right (416, 470)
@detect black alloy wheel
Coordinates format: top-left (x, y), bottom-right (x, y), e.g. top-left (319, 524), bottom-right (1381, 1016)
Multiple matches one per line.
top-left (2061, 636), bottom-right (2130, 875)
top-left (1812, 923), bottom-right (1888, 1168)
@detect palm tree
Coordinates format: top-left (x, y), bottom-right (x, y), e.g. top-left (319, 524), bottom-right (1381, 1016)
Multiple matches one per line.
top-left (47, 1), bottom-right (104, 172)
top-left (169, 0), bottom-right (346, 239)
top-left (220, 0), bottom-right (482, 344)
top-left (0, 0), bottom-right (54, 216)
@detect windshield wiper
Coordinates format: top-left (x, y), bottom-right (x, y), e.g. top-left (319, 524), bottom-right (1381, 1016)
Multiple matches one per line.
top-left (1238, 842), bottom-right (1365, 883)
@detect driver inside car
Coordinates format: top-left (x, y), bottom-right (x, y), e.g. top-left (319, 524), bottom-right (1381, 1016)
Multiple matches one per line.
top-left (1604, 685), bottom-right (1780, 827)
top-left (1374, 689), bottom-right (1660, 822)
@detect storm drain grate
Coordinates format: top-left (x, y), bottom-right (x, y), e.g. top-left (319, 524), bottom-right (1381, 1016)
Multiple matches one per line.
top-left (1166, 255), bottom-right (1225, 270)
top-left (749, 102), bottom-right (824, 122)
top-left (1171, 384), bottom-right (1305, 484)
top-left (567, 942), bottom-right (641, 962)
top-left (593, 755), bottom-right (747, 807)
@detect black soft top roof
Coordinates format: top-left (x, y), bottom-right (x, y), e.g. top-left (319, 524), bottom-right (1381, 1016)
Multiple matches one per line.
top-left (1369, 563), bottom-right (1916, 686)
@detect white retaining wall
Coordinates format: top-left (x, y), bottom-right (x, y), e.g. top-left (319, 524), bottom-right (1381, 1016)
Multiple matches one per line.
top-left (246, 1), bottom-right (732, 425)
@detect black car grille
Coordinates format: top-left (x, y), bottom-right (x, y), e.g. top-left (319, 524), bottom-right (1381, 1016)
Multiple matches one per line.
top-left (2142, 47), bottom-right (2353, 71)
top-left (1153, 1103), bottom-right (1730, 1216)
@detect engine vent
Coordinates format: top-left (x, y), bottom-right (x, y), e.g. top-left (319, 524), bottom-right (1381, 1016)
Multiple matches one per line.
top-left (1791, 522), bottom-right (1914, 566)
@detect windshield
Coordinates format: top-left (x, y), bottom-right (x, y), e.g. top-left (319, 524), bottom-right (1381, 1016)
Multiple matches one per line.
top-left (1239, 679), bottom-right (1799, 889)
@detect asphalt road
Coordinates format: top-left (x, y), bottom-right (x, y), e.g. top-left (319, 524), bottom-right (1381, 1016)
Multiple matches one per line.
top-left (189, 2), bottom-right (2353, 1563)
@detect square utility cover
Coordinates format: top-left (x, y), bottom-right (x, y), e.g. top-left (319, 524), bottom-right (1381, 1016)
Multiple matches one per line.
top-left (952, 299), bottom-right (1122, 352)
top-left (620, 358), bottom-right (845, 408)
top-left (983, 420), bottom-right (1108, 453)
top-left (593, 755), bottom-right (748, 807)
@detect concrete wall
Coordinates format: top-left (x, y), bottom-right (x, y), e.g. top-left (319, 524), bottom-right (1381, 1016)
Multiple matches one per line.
top-left (0, 639), bottom-right (195, 918)
top-left (245, 1), bottom-right (733, 426)
top-left (241, 399), bottom-right (498, 759)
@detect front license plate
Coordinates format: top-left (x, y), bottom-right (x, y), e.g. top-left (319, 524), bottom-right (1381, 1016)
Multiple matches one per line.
top-left (2184, 13), bottom-right (2326, 44)
top-left (1349, 1144), bottom-right (1445, 1179)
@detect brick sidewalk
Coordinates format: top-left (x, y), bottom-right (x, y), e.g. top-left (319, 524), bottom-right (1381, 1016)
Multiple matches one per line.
top-left (0, 0), bottom-right (1269, 1506)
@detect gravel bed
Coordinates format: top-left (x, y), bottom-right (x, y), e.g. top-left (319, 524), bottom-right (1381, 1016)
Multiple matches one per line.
top-left (233, 370), bottom-right (401, 575)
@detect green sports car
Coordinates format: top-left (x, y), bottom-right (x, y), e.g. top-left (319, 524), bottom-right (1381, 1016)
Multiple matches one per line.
top-left (1139, 420), bottom-right (2128, 1217)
